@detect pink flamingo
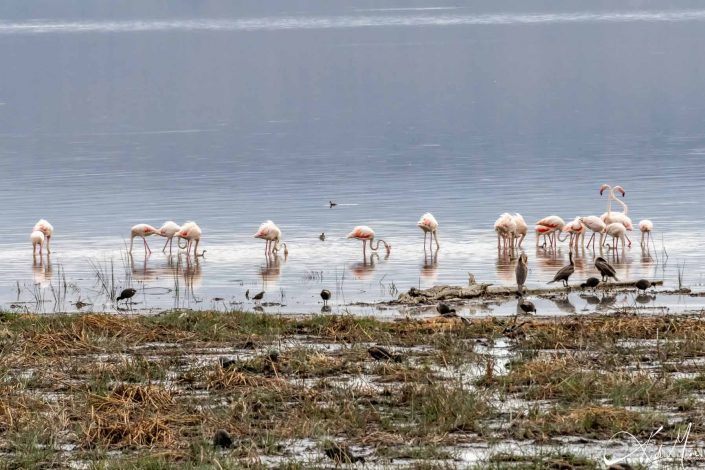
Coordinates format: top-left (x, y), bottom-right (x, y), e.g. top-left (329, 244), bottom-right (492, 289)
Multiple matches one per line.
top-left (347, 226), bottom-right (391, 257)
top-left (129, 224), bottom-right (159, 255)
top-left (535, 215), bottom-right (565, 248)
top-left (559, 217), bottom-right (585, 251)
top-left (157, 221), bottom-right (181, 254)
top-left (30, 230), bottom-right (45, 256)
top-left (176, 221), bottom-right (203, 257)
top-left (32, 219), bottom-right (54, 253)
top-left (417, 213), bottom-right (439, 250)
top-left (494, 213), bottom-right (516, 250)
top-left (254, 220), bottom-right (288, 256)
top-left (639, 219), bottom-right (653, 246)
top-left (579, 215), bottom-right (606, 250)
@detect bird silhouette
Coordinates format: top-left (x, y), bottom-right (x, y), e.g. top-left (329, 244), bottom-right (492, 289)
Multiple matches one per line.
top-left (595, 257), bottom-right (619, 282)
top-left (515, 252), bottom-right (528, 295)
top-left (548, 252), bottom-right (574, 287)
top-left (329, 201), bottom-right (337, 208)
top-left (319, 232), bottom-right (325, 241)
top-left (518, 298), bottom-right (536, 315)
top-left (320, 289), bottom-right (331, 305)
top-left (117, 288), bottom-right (136, 302)
top-left (581, 277), bottom-right (600, 290)
top-left (252, 291), bottom-right (265, 302)
top-left (436, 303), bottom-right (456, 316)
top-left (635, 279), bottom-right (652, 293)
top-left (367, 346), bottom-right (402, 362)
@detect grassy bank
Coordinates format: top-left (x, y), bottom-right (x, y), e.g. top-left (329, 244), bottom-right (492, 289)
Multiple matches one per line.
top-left (0, 309), bottom-right (703, 468)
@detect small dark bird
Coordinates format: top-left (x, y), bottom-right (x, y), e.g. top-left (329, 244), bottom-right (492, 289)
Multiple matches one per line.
top-left (117, 288), bottom-right (136, 302)
top-left (245, 289), bottom-right (250, 300)
top-left (252, 291), bottom-right (264, 302)
top-left (581, 277), bottom-right (600, 290)
top-left (436, 303), bottom-right (456, 316)
top-left (548, 251), bottom-right (574, 287)
top-left (323, 441), bottom-right (364, 464)
top-left (518, 298), bottom-right (536, 315)
top-left (212, 429), bottom-right (233, 448)
top-left (515, 252), bottom-right (528, 295)
top-left (595, 257), bottom-right (619, 282)
top-left (219, 357), bottom-right (237, 369)
top-left (635, 279), bottom-right (652, 293)
top-left (367, 346), bottom-right (402, 362)
top-left (320, 289), bottom-right (331, 305)
top-left (329, 200), bottom-right (337, 208)
top-left (319, 232), bottom-right (325, 241)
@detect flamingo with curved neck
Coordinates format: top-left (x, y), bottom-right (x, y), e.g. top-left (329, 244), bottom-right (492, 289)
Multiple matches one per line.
top-left (347, 226), bottom-right (391, 257)
top-left (600, 184), bottom-right (632, 246)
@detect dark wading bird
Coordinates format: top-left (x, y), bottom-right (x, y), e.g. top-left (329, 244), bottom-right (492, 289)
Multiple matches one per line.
top-left (518, 298), bottom-right (536, 315)
top-left (319, 232), bottom-right (325, 241)
top-left (320, 289), bottom-right (331, 305)
top-left (635, 279), bottom-right (652, 293)
top-left (117, 287), bottom-right (136, 303)
top-left (436, 303), bottom-right (456, 316)
top-left (515, 252), bottom-right (528, 295)
top-left (367, 346), bottom-right (402, 362)
top-left (252, 291), bottom-right (265, 302)
top-left (245, 289), bottom-right (250, 300)
top-left (548, 251), bottom-right (574, 287)
top-left (595, 256), bottom-right (619, 282)
top-left (323, 441), bottom-right (364, 464)
top-left (581, 277), bottom-right (600, 290)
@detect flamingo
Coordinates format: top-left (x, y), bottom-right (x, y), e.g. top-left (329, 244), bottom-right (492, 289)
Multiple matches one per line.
top-left (535, 216), bottom-right (565, 248)
top-left (30, 230), bottom-right (45, 256)
top-left (604, 222), bottom-right (627, 251)
top-left (176, 221), bottom-right (203, 257)
top-left (417, 213), bottom-right (440, 250)
top-left (512, 213), bottom-right (528, 248)
top-left (600, 184), bottom-right (633, 246)
top-left (32, 219), bottom-right (53, 253)
top-left (559, 217), bottom-right (585, 252)
top-left (494, 213), bottom-right (516, 250)
top-left (157, 221), bottom-right (181, 254)
top-left (639, 219), bottom-right (653, 247)
top-left (129, 224), bottom-right (159, 255)
top-left (347, 226), bottom-right (391, 257)
top-left (254, 220), bottom-right (288, 256)
top-left (579, 216), bottom-right (606, 250)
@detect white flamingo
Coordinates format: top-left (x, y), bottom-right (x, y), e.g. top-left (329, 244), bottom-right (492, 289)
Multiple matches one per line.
top-left (347, 226), bottom-right (391, 257)
top-left (157, 221), bottom-right (181, 254)
top-left (30, 230), bottom-right (45, 256)
top-left (559, 217), bottom-right (585, 251)
top-left (600, 184), bottom-right (633, 246)
top-left (417, 213), bottom-right (440, 250)
top-left (639, 219), bottom-right (654, 247)
top-left (494, 213), bottom-right (516, 250)
top-left (129, 224), bottom-right (159, 255)
top-left (579, 215), bottom-right (606, 250)
top-left (605, 222), bottom-right (627, 251)
top-left (512, 213), bottom-right (528, 248)
top-left (32, 219), bottom-right (54, 253)
top-left (254, 220), bottom-right (288, 256)
top-left (176, 221), bottom-right (203, 257)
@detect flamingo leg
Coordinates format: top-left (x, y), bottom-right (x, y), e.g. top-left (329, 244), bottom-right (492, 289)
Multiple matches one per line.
top-left (46, 236), bottom-right (51, 254)
top-left (434, 231), bottom-right (440, 249)
top-left (162, 238), bottom-right (170, 253)
top-left (587, 233), bottom-right (595, 249)
top-left (423, 231), bottom-right (427, 250)
top-left (625, 233), bottom-right (632, 247)
top-left (129, 236), bottom-right (134, 254)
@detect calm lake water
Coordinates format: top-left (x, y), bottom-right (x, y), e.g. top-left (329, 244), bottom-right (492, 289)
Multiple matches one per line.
top-left (1, 1), bottom-right (704, 315)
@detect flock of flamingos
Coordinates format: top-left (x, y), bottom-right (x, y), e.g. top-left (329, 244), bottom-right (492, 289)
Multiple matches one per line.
top-left (27, 183), bottom-right (654, 300)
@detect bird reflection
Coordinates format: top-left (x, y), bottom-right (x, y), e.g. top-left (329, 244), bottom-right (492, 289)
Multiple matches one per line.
top-left (320, 305), bottom-right (332, 313)
top-left (579, 294), bottom-right (601, 306)
top-left (636, 294), bottom-right (656, 305)
top-left (350, 253), bottom-right (379, 280)
top-left (495, 250), bottom-right (515, 283)
top-left (32, 254), bottom-right (52, 288)
top-left (420, 251), bottom-right (438, 282)
top-left (259, 253), bottom-right (284, 287)
top-left (550, 294), bottom-right (576, 314)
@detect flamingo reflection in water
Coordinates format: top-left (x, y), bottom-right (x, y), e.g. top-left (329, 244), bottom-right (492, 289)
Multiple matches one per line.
top-left (420, 251), bottom-right (438, 283)
top-left (32, 253), bottom-right (53, 288)
top-left (350, 253), bottom-right (383, 280)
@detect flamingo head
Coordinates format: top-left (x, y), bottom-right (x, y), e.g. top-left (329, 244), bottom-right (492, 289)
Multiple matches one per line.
top-left (613, 185), bottom-right (625, 197)
top-left (599, 184), bottom-right (610, 196)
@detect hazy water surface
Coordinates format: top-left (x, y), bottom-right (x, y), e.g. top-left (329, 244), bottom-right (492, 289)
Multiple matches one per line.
top-left (1, 1), bottom-right (704, 315)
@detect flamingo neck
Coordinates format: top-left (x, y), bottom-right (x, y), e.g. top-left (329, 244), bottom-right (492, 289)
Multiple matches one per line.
top-left (369, 238), bottom-right (389, 252)
top-left (612, 191), bottom-right (629, 215)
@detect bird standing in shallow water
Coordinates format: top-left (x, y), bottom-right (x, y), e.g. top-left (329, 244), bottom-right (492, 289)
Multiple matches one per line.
top-left (117, 288), bottom-right (136, 303)
top-left (32, 219), bottom-right (54, 254)
top-left (320, 289), bottom-right (331, 305)
top-left (319, 232), bottom-right (325, 241)
top-left (252, 291), bottom-right (264, 303)
top-left (595, 257), bottom-right (619, 282)
top-left (515, 252), bottom-right (528, 296)
top-left (347, 226), bottom-right (391, 257)
top-left (417, 212), bottom-right (440, 250)
top-left (635, 279), bottom-right (652, 293)
top-left (436, 303), bottom-right (456, 316)
top-left (129, 224), bottom-right (158, 255)
top-left (581, 277), bottom-right (600, 290)
top-left (518, 298), bottom-right (536, 315)
top-left (548, 252), bottom-right (574, 287)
